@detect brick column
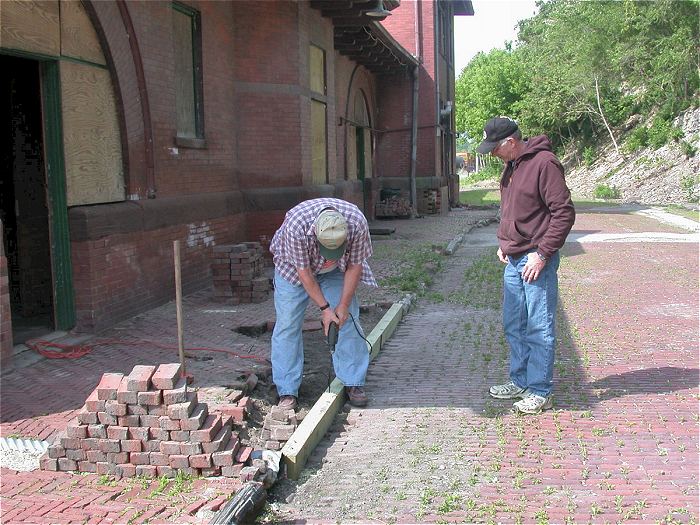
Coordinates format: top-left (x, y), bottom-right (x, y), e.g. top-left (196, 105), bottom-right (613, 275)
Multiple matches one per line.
top-left (0, 220), bottom-right (14, 374)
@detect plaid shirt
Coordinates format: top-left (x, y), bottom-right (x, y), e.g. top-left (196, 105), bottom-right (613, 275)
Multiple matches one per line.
top-left (270, 198), bottom-right (377, 287)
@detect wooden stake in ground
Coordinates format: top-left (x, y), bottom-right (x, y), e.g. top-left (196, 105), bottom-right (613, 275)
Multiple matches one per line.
top-left (173, 240), bottom-right (186, 379)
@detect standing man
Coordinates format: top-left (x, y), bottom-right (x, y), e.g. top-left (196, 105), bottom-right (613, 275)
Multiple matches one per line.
top-left (477, 117), bottom-right (575, 414)
top-left (269, 198), bottom-right (376, 410)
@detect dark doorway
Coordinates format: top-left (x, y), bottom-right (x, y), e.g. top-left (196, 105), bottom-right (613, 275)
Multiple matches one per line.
top-left (0, 55), bottom-right (54, 344)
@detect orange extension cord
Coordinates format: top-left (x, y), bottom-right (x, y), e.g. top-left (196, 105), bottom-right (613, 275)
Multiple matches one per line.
top-left (25, 338), bottom-right (270, 364)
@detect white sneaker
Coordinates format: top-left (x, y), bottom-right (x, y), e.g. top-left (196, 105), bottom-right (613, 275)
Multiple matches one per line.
top-left (489, 381), bottom-right (527, 399)
top-left (513, 393), bottom-right (553, 414)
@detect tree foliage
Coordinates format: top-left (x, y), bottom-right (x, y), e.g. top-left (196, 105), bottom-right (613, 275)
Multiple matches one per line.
top-left (455, 0), bottom-right (700, 149)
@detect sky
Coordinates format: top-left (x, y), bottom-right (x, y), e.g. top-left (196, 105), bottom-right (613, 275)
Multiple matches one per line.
top-left (454, 0), bottom-right (540, 75)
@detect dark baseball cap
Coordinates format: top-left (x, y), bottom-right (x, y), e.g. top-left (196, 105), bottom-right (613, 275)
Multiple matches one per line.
top-left (476, 116), bottom-right (519, 154)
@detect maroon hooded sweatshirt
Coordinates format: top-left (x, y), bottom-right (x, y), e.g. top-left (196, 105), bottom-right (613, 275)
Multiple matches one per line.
top-left (497, 135), bottom-right (575, 259)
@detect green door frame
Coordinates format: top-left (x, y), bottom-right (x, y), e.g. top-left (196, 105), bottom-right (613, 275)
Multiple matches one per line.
top-left (3, 50), bottom-right (75, 330)
top-left (41, 60), bottom-right (75, 330)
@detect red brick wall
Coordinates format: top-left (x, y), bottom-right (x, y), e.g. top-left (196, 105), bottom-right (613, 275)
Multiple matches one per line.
top-left (71, 214), bottom-right (246, 333)
top-left (0, 221), bottom-right (13, 373)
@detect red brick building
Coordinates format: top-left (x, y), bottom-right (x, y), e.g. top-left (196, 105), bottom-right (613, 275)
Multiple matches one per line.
top-left (0, 0), bottom-right (472, 370)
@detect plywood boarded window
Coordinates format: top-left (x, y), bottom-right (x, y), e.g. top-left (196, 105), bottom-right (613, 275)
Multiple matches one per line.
top-left (309, 44), bottom-right (327, 185)
top-left (172, 2), bottom-right (203, 139)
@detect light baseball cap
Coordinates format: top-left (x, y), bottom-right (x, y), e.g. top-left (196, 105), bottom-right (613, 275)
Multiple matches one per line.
top-left (315, 209), bottom-right (348, 260)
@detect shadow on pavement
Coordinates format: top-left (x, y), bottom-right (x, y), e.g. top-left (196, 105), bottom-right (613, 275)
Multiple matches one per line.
top-left (589, 366), bottom-right (700, 400)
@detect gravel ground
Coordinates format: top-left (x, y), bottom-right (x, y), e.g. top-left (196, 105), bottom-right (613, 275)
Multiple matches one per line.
top-left (0, 449), bottom-right (42, 472)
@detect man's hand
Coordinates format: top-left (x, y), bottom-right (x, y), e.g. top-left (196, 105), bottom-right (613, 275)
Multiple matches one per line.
top-left (522, 252), bottom-right (546, 283)
top-left (321, 308), bottom-right (341, 336)
top-left (334, 302), bottom-right (350, 328)
top-left (497, 247), bottom-right (508, 264)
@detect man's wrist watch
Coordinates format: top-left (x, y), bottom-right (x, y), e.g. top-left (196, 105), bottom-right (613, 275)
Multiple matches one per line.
top-left (319, 303), bottom-right (331, 311)
top-left (536, 252), bottom-right (547, 262)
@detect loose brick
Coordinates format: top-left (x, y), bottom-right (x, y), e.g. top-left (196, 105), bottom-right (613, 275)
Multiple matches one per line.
top-left (78, 461), bottom-right (97, 473)
top-left (202, 425), bottom-right (232, 454)
top-left (77, 409), bottom-right (98, 425)
top-left (211, 438), bottom-right (240, 467)
top-left (95, 462), bottom-right (111, 475)
top-left (162, 379), bottom-right (188, 405)
top-left (137, 390), bottom-right (162, 406)
top-left (96, 373), bottom-right (123, 401)
top-left (66, 425), bottom-right (87, 439)
top-left (60, 437), bottom-right (81, 450)
top-left (270, 424), bottom-right (295, 441)
top-left (85, 389), bottom-right (104, 412)
top-left (126, 365), bottom-right (156, 392)
top-left (190, 415), bottom-right (222, 443)
top-left (180, 404), bottom-right (208, 430)
top-left (82, 437), bottom-right (99, 450)
top-left (98, 439), bottom-right (121, 453)
top-left (129, 452), bottom-right (150, 465)
top-left (149, 452), bottom-right (170, 466)
top-left (235, 445), bottom-right (253, 464)
top-left (189, 454), bottom-right (212, 469)
top-left (105, 400), bottom-right (127, 416)
top-left (97, 412), bottom-right (118, 426)
top-left (180, 441), bottom-right (202, 455)
top-left (47, 445), bottom-right (66, 459)
top-left (217, 405), bottom-right (245, 423)
top-left (117, 377), bottom-right (138, 404)
top-left (167, 398), bottom-right (196, 420)
top-left (135, 465), bottom-right (157, 478)
top-left (107, 426), bottom-right (129, 440)
top-left (147, 405), bottom-right (166, 416)
top-left (160, 441), bottom-right (181, 455)
top-left (159, 416), bottom-right (180, 431)
top-left (118, 415), bottom-right (141, 427)
top-left (237, 396), bottom-right (253, 411)
top-left (127, 404), bottom-right (148, 415)
top-left (149, 428), bottom-right (169, 441)
top-left (107, 452), bottom-right (128, 464)
top-left (156, 466), bottom-right (177, 478)
top-left (170, 430), bottom-right (190, 442)
top-left (87, 450), bottom-right (107, 463)
top-left (41, 456), bottom-right (59, 471)
top-left (139, 415), bottom-right (161, 428)
top-left (120, 439), bottom-right (142, 453)
top-left (115, 464), bottom-right (136, 478)
top-left (66, 449), bottom-right (86, 461)
top-left (58, 458), bottom-right (78, 471)
top-left (152, 363), bottom-right (182, 390)
top-left (128, 427), bottom-right (149, 441)
top-left (200, 467), bottom-right (221, 478)
top-left (87, 424), bottom-right (107, 439)
top-left (169, 455), bottom-right (190, 469)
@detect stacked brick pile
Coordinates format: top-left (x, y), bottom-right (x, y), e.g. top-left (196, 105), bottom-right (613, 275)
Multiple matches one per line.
top-left (260, 405), bottom-right (298, 451)
top-left (375, 195), bottom-right (412, 218)
top-left (418, 189), bottom-right (440, 214)
top-left (40, 363), bottom-right (253, 479)
top-left (211, 242), bottom-right (270, 304)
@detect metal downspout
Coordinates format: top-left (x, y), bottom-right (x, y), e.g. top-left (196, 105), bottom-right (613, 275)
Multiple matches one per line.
top-left (409, 0), bottom-right (422, 216)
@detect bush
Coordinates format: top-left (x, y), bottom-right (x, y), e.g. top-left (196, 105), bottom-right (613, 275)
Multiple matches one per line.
top-left (681, 139), bottom-right (697, 158)
top-left (463, 162), bottom-right (501, 184)
top-left (625, 126), bottom-right (648, 153)
top-left (582, 146), bottom-right (597, 167)
top-left (680, 175), bottom-right (699, 203)
top-left (647, 116), bottom-right (677, 149)
top-left (593, 184), bottom-right (621, 200)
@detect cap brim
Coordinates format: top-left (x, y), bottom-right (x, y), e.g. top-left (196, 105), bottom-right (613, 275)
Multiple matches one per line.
top-left (476, 141), bottom-right (498, 154)
top-left (319, 241), bottom-right (347, 260)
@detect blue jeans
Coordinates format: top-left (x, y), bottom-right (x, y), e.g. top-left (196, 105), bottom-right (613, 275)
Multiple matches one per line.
top-left (503, 251), bottom-right (560, 397)
top-left (271, 269), bottom-right (369, 397)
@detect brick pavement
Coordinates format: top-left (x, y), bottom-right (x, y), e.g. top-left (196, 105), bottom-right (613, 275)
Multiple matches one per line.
top-left (269, 207), bottom-right (699, 524)
top-left (0, 207), bottom-right (496, 524)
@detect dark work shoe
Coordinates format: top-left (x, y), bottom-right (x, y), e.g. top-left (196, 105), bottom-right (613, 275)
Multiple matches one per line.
top-left (345, 386), bottom-right (368, 407)
top-left (277, 395), bottom-right (297, 410)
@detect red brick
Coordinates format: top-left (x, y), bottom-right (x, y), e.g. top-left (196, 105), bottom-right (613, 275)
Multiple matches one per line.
top-left (121, 439), bottom-right (142, 452)
top-left (98, 439), bottom-right (121, 453)
top-left (221, 463), bottom-right (243, 478)
top-left (47, 445), bottom-right (66, 459)
top-left (237, 396), bottom-right (253, 411)
top-left (170, 430), bottom-right (190, 442)
top-left (127, 404), bottom-right (148, 415)
top-left (77, 410), bottom-right (98, 425)
top-left (41, 457), bottom-right (58, 471)
top-left (200, 467), bottom-right (222, 478)
top-left (107, 452), bottom-right (128, 464)
top-left (147, 405), bottom-right (166, 416)
top-left (96, 373), bottom-right (123, 401)
top-left (95, 462), bottom-right (111, 475)
top-left (57, 458), bottom-right (78, 471)
top-left (117, 377), bottom-right (138, 404)
top-left (180, 441), bottom-right (202, 455)
top-left (235, 445), bottom-right (253, 464)
top-left (116, 464), bottom-right (136, 478)
top-left (151, 363), bottom-right (182, 390)
top-left (82, 437), bottom-right (99, 450)
top-left (85, 389), bottom-right (105, 412)
top-left (65, 449), bottom-right (86, 461)
top-left (211, 438), bottom-right (240, 467)
top-left (105, 400), bottom-right (127, 416)
top-left (106, 426), bottom-right (129, 440)
top-left (162, 379), bottom-right (188, 405)
top-left (118, 415), bottom-right (141, 427)
top-left (149, 452), bottom-right (170, 466)
top-left (135, 465), bottom-right (157, 478)
top-left (160, 441), bottom-right (181, 455)
top-left (87, 424), bottom-right (107, 438)
top-left (60, 437), bottom-right (81, 450)
top-left (169, 455), bottom-right (190, 469)
top-left (190, 415), bottom-right (222, 443)
top-left (137, 390), bottom-right (162, 406)
top-left (180, 404), bottom-right (208, 430)
top-left (143, 440), bottom-right (161, 452)
top-left (126, 365), bottom-right (156, 392)
top-left (159, 416), bottom-right (180, 431)
top-left (129, 452), bottom-right (150, 465)
top-left (128, 427), bottom-right (149, 441)
top-left (97, 412), bottom-right (118, 425)
top-left (78, 461), bottom-right (97, 473)
top-left (217, 405), bottom-right (245, 423)
top-left (156, 466), bottom-right (177, 478)
top-left (139, 415), bottom-right (161, 428)
top-left (87, 450), bottom-right (107, 463)
top-left (167, 398), bottom-right (196, 420)
top-left (189, 453), bottom-right (212, 469)
top-left (202, 425), bottom-right (232, 454)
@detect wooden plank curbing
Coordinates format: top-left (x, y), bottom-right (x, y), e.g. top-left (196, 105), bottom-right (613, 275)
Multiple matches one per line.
top-left (281, 299), bottom-right (408, 479)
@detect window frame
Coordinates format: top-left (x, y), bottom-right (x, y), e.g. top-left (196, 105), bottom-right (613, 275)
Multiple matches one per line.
top-left (172, 1), bottom-right (205, 146)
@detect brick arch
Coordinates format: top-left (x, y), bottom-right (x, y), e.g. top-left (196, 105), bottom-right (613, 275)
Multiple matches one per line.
top-left (83, 1), bottom-right (155, 199)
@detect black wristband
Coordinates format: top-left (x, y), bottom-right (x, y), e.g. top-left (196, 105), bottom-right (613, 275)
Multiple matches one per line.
top-left (319, 303), bottom-right (330, 311)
